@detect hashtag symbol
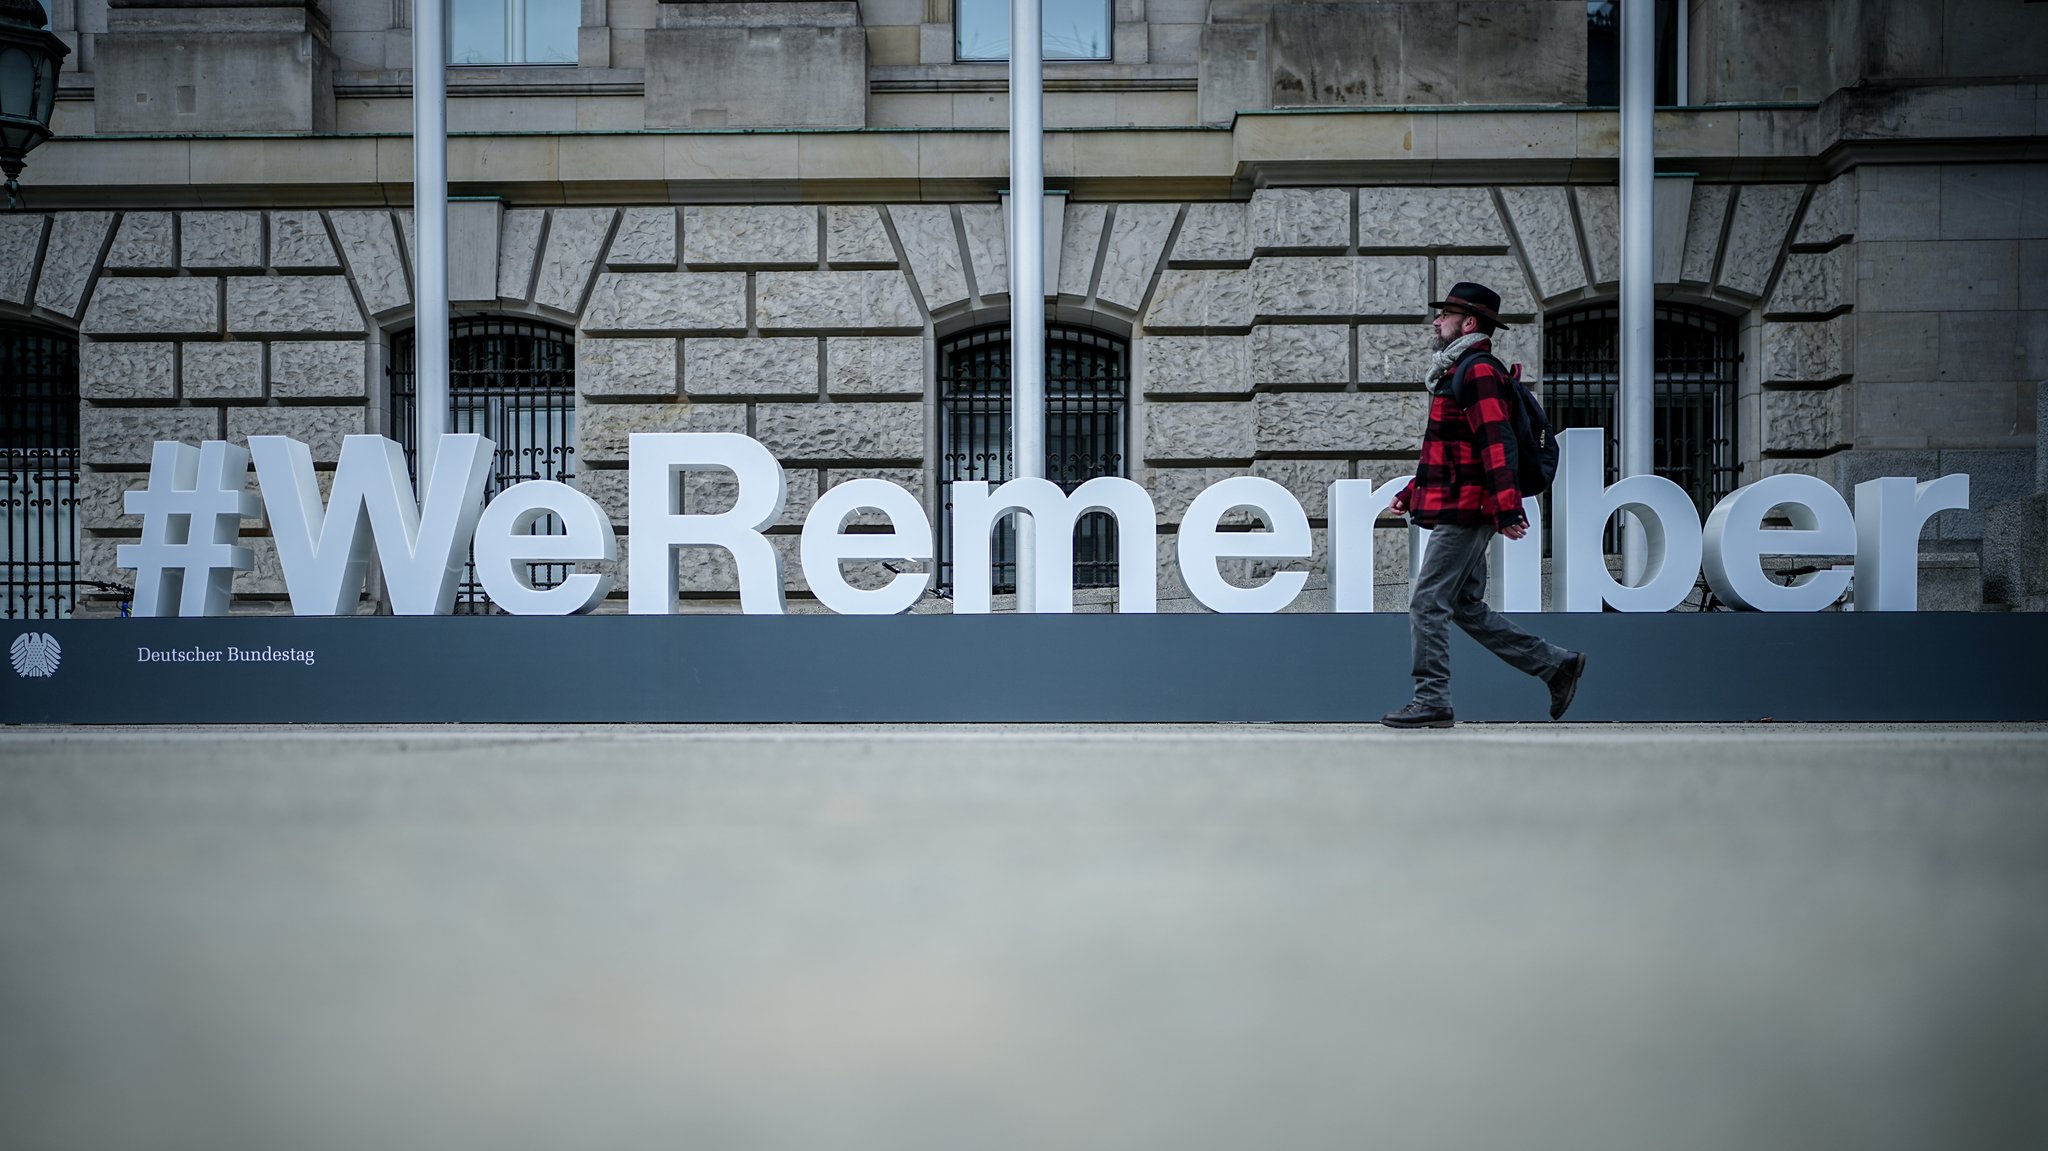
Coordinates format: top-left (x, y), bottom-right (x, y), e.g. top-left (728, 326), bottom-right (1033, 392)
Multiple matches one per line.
top-left (117, 440), bottom-right (261, 617)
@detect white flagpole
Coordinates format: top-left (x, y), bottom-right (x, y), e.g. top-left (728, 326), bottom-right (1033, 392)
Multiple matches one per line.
top-left (1009, 0), bottom-right (1044, 611)
top-left (1619, 0), bottom-right (1655, 584)
top-left (414, 0), bottom-right (450, 486)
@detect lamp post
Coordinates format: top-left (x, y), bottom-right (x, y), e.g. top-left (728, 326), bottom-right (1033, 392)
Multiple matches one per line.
top-left (0, 0), bottom-right (68, 210)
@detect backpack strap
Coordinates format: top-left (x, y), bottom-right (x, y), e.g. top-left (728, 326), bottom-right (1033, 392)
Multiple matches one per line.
top-left (1450, 349), bottom-right (1526, 492)
top-left (1447, 349), bottom-right (1509, 409)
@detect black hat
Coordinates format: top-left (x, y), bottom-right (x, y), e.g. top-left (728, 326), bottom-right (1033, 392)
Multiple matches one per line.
top-left (1429, 281), bottom-right (1510, 329)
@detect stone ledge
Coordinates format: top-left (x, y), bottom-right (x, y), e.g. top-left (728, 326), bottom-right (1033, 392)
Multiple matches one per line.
top-left (30, 102), bottom-right (2039, 208)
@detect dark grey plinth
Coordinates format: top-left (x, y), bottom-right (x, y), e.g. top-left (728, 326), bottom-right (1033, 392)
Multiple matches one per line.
top-left (7, 613), bottom-right (2045, 724)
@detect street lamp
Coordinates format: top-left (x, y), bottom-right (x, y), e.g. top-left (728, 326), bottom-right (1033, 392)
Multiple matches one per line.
top-left (0, 0), bottom-right (68, 209)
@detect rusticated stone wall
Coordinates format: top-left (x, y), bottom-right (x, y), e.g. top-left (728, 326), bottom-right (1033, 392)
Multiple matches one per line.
top-left (25, 210), bottom-right (376, 614)
top-left (1811, 163), bottom-right (2048, 549)
top-left (9, 169), bottom-right (2034, 614)
top-left (564, 205), bottom-right (925, 607)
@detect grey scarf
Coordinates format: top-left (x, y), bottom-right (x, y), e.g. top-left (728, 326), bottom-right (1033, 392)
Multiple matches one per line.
top-left (1424, 332), bottom-right (1489, 394)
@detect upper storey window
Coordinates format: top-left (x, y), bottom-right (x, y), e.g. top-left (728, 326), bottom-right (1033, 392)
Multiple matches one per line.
top-left (956, 0), bottom-right (1111, 61)
top-left (450, 0), bottom-right (579, 65)
top-left (1586, 0), bottom-right (1680, 106)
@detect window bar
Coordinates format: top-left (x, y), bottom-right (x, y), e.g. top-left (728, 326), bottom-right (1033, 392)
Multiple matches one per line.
top-left (938, 326), bottom-right (1126, 597)
top-left (1542, 304), bottom-right (1736, 555)
top-left (1, 326), bottom-right (80, 620)
top-left (392, 319), bottom-right (576, 613)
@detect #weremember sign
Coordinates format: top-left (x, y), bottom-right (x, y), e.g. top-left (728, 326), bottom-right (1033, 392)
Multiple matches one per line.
top-left (115, 427), bottom-right (1968, 618)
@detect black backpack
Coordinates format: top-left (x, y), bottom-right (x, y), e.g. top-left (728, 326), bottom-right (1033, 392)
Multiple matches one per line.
top-left (1450, 351), bottom-right (1558, 498)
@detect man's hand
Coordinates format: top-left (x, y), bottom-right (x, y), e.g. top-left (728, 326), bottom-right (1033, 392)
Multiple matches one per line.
top-left (1390, 486), bottom-right (1410, 513)
top-left (1501, 522), bottom-right (1527, 541)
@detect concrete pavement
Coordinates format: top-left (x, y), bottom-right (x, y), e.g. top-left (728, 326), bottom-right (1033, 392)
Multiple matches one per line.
top-left (2, 724), bottom-right (2045, 1151)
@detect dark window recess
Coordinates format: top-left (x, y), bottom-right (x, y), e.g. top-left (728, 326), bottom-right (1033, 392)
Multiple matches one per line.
top-left (1542, 303), bottom-right (1739, 550)
top-left (1587, 0), bottom-right (1679, 106)
top-left (2, 323), bottom-right (80, 620)
top-left (390, 318), bottom-right (576, 614)
top-left (939, 325), bottom-right (1128, 594)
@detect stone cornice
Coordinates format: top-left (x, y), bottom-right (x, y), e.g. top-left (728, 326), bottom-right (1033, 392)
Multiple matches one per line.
top-left (20, 85), bottom-right (2046, 208)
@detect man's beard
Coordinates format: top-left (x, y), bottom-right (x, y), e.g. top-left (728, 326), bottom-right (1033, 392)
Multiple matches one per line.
top-left (1432, 331), bottom-right (1451, 352)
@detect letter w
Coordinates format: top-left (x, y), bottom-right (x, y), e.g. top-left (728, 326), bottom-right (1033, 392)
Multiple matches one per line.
top-left (250, 434), bottom-right (494, 615)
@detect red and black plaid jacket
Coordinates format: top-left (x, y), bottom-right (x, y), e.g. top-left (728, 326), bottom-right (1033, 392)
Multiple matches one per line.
top-left (1396, 342), bottom-right (1527, 531)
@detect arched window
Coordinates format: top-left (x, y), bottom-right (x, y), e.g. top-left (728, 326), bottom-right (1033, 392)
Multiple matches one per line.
top-left (939, 324), bottom-right (1128, 593)
top-left (1542, 302), bottom-right (1739, 529)
top-left (1, 322), bottom-right (79, 619)
top-left (390, 318), bottom-right (576, 612)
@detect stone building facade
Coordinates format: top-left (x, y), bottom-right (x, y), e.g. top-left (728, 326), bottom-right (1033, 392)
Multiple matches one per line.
top-left (3, 0), bottom-right (2043, 615)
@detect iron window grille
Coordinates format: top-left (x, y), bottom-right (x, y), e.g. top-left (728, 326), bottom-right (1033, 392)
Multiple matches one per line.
top-left (390, 318), bottom-right (576, 614)
top-left (939, 324), bottom-right (1128, 594)
top-left (1, 322), bottom-right (79, 620)
top-left (1542, 302), bottom-right (1739, 551)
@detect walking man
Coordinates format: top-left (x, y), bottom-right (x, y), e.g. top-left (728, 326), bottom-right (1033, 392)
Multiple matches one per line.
top-left (1382, 282), bottom-right (1586, 729)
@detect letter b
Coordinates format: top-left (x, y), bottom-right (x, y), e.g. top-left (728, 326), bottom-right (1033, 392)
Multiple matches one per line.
top-left (1553, 427), bottom-right (1703, 612)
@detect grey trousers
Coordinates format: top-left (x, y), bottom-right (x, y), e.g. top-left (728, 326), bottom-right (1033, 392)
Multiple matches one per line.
top-left (1409, 522), bottom-right (1569, 708)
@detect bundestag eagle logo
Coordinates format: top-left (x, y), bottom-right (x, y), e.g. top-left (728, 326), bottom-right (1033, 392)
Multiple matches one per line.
top-left (10, 632), bottom-right (61, 678)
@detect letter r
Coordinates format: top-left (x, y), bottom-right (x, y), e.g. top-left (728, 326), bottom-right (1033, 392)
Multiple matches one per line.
top-left (627, 433), bottom-right (788, 615)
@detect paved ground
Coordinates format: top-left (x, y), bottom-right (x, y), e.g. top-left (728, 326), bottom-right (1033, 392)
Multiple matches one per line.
top-left (2, 724), bottom-right (2045, 1151)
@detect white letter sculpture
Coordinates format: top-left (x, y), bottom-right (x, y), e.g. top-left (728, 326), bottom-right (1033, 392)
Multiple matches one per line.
top-left (800, 478), bottom-right (934, 615)
top-left (1553, 427), bottom-right (1702, 612)
top-left (473, 480), bottom-right (617, 615)
top-left (950, 477), bottom-right (1157, 613)
top-left (119, 440), bottom-right (260, 617)
top-left (628, 432), bottom-right (787, 615)
top-left (1853, 474), bottom-right (1970, 611)
top-left (250, 433), bottom-right (493, 615)
top-left (1328, 476), bottom-right (1409, 613)
top-left (1177, 476), bottom-right (1310, 613)
top-left (1702, 474), bottom-right (1855, 611)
